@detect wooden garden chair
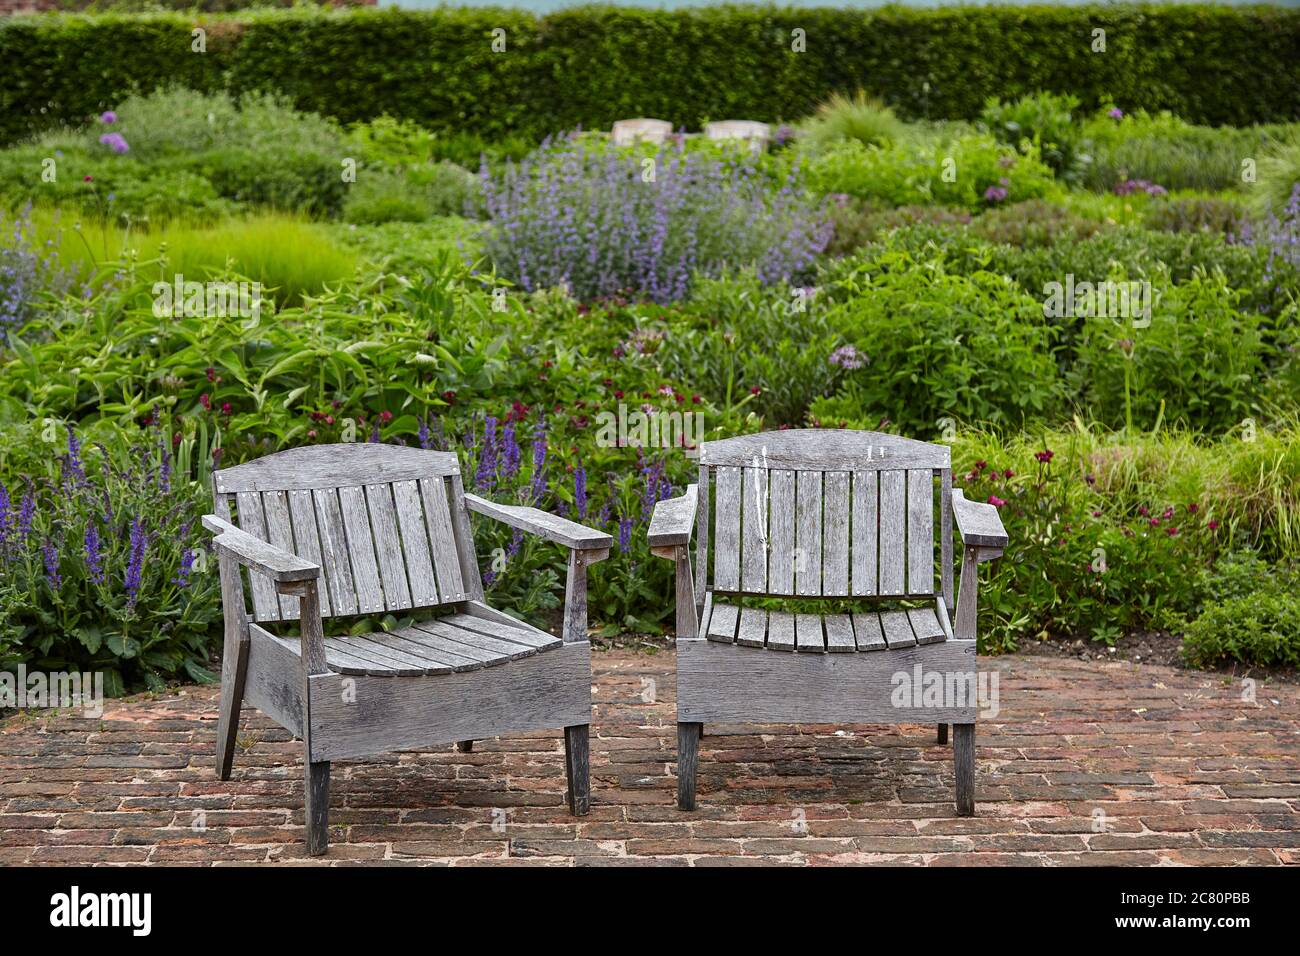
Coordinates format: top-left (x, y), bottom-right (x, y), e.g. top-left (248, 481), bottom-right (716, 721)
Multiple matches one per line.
top-left (649, 429), bottom-right (1007, 814)
top-left (202, 443), bottom-right (611, 854)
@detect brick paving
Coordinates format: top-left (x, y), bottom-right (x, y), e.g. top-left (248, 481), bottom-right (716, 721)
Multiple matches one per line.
top-left (2, 649), bottom-right (1298, 866)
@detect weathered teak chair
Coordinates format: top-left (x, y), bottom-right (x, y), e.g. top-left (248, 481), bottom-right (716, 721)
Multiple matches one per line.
top-left (202, 444), bottom-right (611, 854)
top-left (649, 429), bottom-right (1007, 814)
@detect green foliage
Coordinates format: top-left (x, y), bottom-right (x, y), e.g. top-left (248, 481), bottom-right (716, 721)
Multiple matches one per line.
top-left (4, 7), bottom-right (1300, 148)
top-left (1071, 273), bottom-right (1268, 433)
top-left (968, 199), bottom-right (1103, 248)
top-left (809, 252), bottom-right (1065, 435)
top-left (1256, 128), bottom-right (1300, 215)
top-left (1183, 590), bottom-right (1300, 669)
top-left (808, 134), bottom-right (1060, 211)
top-left (1080, 109), bottom-right (1285, 193)
top-left (342, 162), bottom-right (481, 224)
top-left (0, 421), bottom-right (220, 692)
top-left (798, 91), bottom-right (906, 151)
top-left (1143, 195), bottom-right (1250, 237)
top-left (982, 92), bottom-right (1087, 183)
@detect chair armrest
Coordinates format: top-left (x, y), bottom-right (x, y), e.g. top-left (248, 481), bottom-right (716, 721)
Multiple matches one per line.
top-left (648, 484), bottom-right (697, 549)
top-left (463, 494), bottom-right (612, 551)
top-left (950, 489), bottom-right (1009, 550)
top-left (201, 515), bottom-right (320, 584)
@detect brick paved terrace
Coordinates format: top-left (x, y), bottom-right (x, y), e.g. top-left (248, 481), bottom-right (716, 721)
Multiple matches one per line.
top-left (2, 649), bottom-right (1298, 866)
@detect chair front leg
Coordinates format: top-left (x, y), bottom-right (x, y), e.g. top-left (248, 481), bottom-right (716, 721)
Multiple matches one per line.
top-left (953, 543), bottom-right (998, 815)
top-left (281, 577), bottom-right (331, 856)
top-left (215, 551), bottom-right (250, 781)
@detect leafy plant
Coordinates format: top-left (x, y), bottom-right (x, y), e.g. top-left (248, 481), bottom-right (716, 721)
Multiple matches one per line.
top-left (798, 90), bottom-right (906, 151)
top-left (982, 92), bottom-right (1088, 183)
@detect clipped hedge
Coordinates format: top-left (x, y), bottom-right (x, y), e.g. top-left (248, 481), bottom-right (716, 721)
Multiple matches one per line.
top-left (1, 5), bottom-right (1298, 146)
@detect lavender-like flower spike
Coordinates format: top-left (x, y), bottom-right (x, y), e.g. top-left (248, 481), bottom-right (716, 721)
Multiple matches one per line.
top-left (501, 422), bottom-right (520, 480)
top-left (42, 539), bottom-right (61, 589)
top-left (0, 481), bottom-right (10, 549)
top-left (475, 416), bottom-right (499, 491)
top-left (17, 481), bottom-right (35, 540)
top-left (64, 425), bottom-right (86, 487)
top-left (173, 548), bottom-right (196, 588)
top-left (124, 517), bottom-right (147, 609)
top-left (617, 516), bottom-right (633, 553)
top-left (157, 438), bottom-right (172, 493)
top-left (574, 465), bottom-right (588, 520)
top-left (529, 419), bottom-right (548, 504)
top-left (85, 522), bottom-right (105, 584)
top-left (418, 416), bottom-right (431, 450)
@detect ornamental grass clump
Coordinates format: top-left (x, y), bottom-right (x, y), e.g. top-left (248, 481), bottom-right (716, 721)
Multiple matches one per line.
top-left (480, 135), bottom-right (831, 303)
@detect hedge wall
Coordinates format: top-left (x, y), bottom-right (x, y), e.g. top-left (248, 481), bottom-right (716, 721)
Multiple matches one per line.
top-left (2, 5), bottom-right (1298, 146)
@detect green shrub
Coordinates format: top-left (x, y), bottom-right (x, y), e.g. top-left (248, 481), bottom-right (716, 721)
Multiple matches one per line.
top-left (981, 92), bottom-right (1087, 183)
top-left (342, 162), bottom-right (480, 224)
top-left (1256, 128), bottom-right (1300, 216)
top-left (1071, 273), bottom-right (1267, 433)
top-left (1183, 591), bottom-right (1300, 668)
top-left (1143, 195), bottom-right (1251, 237)
top-left (808, 134), bottom-right (1060, 211)
top-left (798, 91), bottom-right (906, 151)
top-left (0, 422), bottom-right (220, 692)
top-left (969, 198), bottom-right (1103, 247)
top-left (1081, 109), bottom-right (1286, 193)
top-left (823, 198), bottom-right (971, 257)
top-left (5, 8), bottom-right (1300, 147)
top-left (809, 253), bottom-right (1064, 434)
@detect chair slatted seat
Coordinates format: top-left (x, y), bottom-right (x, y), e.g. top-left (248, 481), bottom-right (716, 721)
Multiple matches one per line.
top-left (701, 598), bottom-right (952, 652)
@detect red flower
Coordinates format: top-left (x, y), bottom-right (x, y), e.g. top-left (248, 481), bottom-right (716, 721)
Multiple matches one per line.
top-left (379, 410), bottom-right (393, 423)
top-left (1137, 505), bottom-right (1149, 516)
top-left (84, 175), bottom-right (93, 182)
top-left (1208, 519), bottom-right (1220, 531)
top-left (1003, 469), bottom-right (1014, 479)
top-left (212, 447), bottom-right (223, 462)
top-left (750, 386), bottom-right (761, 395)
top-left (206, 367), bottom-right (217, 382)
top-left (614, 390), bottom-right (624, 399)
top-left (691, 394), bottom-right (702, 404)
top-left (1187, 503), bottom-right (1200, 514)
top-left (1034, 449), bottom-right (1054, 463)
top-left (443, 390), bottom-right (457, 404)
top-left (988, 495), bottom-right (1006, 507)
top-left (975, 459), bottom-right (987, 470)
top-left (199, 393), bottom-right (211, 410)
top-left (220, 403), bottom-right (232, 415)
top-left (1166, 527), bottom-right (1179, 536)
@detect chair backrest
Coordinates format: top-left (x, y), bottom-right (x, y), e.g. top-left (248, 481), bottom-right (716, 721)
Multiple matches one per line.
top-left (696, 429), bottom-right (953, 605)
top-left (212, 444), bottom-right (479, 623)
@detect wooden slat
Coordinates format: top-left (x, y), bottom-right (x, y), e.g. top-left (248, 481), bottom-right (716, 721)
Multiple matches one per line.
top-left (420, 477), bottom-right (466, 602)
top-left (851, 471), bottom-right (878, 596)
top-left (767, 469), bottom-right (796, 595)
top-left (713, 466), bottom-right (741, 591)
top-left (446, 609), bottom-right (561, 651)
top-left (823, 613), bottom-right (856, 653)
top-left (879, 610), bottom-right (917, 648)
top-left (214, 444), bottom-right (459, 494)
top-left (338, 486), bottom-right (385, 615)
top-left (823, 471), bottom-right (850, 596)
top-left (321, 638), bottom-right (406, 676)
top-left (695, 465), bottom-right (709, 615)
top-left (741, 467), bottom-right (768, 593)
top-left (287, 489), bottom-right (331, 617)
top-left (935, 595), bottom-right (956, 641)
top-left (706, 601), bottom-right (739, 643)
top-left (766, 610), bottom-right (796, 652)
top-left (907, 607), bottom-right (947, 645)
top-left (392, 479), bottom-right (439, 608)
top-left (416, 618), bottom-right (531, 665)
top-left (405, 622), bottom-right (499, 669)
top-left (235, 491), bottom-right (279, 622)
top-left (701, 430), bottom-right (950, 471)
top-left (348, 630), bottom-right (457, 674)
top-left (447, 473), bottom-right (484, 602)
top-left (851, 612), bottom-right (887, 651)
top-left (907, 469), bottom-right (934, 595)
top-left (334, 635), bottom-right (431, 676)
top-left (940, 469), bottom-right (954, 609)
top-left (795, 470), bottom-right (823, 596)
top-left (380, 627), bottom-right (484, 671)
top-left (261, 490), bottom-right (299, 619)
top-left (364, 482), bottom-right (412, 611)
top-left (795, 613), bottom-right (825, 653)
top-left (313, 488), bottom-right (358, 617)
top-left (878, 471), bottom-right (907, 595)
top-left (735, 607), bottom-right (767, 648)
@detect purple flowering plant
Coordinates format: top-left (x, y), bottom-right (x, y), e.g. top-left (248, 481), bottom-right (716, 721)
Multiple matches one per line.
top-left (480, 133), bottom-right (831, 304)
top-left (0, 425), bottom-right (219, 693)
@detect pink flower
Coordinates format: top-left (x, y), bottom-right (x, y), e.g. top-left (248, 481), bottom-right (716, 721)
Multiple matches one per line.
top-left (1166, 527), bottom-right (1179, 536)
top-left (1108, 107), bottom-right (1124, 120)
top-left (988, 495), bottom-right (1006, 507)
top-left (198, 393), bottom-right (211, 410)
